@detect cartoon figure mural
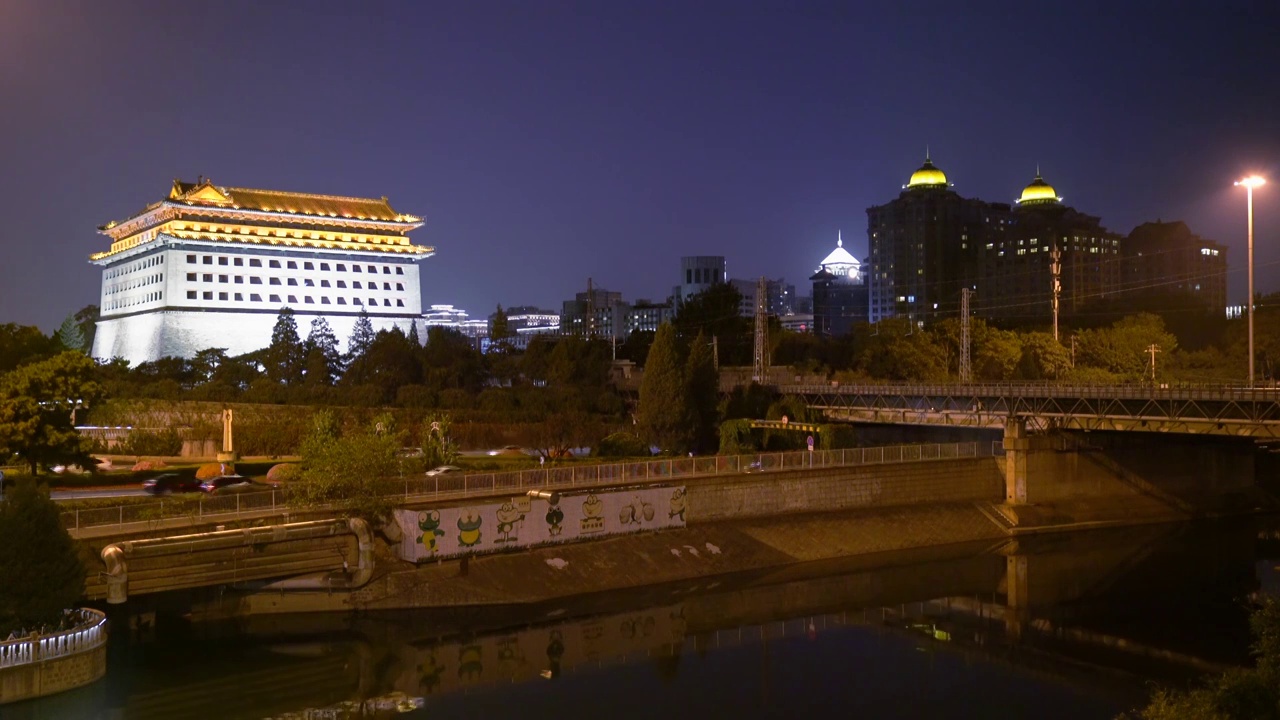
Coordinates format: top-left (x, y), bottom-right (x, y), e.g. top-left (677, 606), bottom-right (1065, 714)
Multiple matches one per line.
top-left (669, 488), bottom-right (687, 521)
top-left (495, 501), bottom-right (524, 544)
top-left (581, 493), bottom-right (605, 533)
top-left (546, 500), bottom-right (564, 537)
top-left (416, 510), bottom-right (446, 553)
top-left (619, 496), bottom-right (655, 526)
top-left (457, 511), bottom-right (483, 548)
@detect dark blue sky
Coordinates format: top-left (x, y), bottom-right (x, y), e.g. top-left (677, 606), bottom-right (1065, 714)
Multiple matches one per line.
top-left (3, 0), bottom-right (1278, 330)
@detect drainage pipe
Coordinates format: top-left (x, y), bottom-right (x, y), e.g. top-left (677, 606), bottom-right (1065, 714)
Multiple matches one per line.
top-left (98, 519), bottom-right (363, 603)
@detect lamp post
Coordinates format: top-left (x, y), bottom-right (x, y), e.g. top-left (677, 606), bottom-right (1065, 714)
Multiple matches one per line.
top-left (1235, 176), bottom-right (1266, 388)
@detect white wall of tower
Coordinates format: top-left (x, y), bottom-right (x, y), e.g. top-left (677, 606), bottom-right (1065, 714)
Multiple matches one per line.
top-left (92, 243), bottom-right (425, 364)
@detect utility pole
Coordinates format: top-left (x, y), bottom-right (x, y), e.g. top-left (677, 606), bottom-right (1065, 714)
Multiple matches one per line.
top-left (1147, 343), bottom-right (1161, 384)
top-left (959, 288), bottom-right (973, 383)
top-left (1069, 335), bottom-right (1078, 368)
top-left (752, 276), bottom-right (770, 383)
top-left (712, 335), bottom-right (719, 370)
top-left (1050, 245), bottom-right (1062, 342)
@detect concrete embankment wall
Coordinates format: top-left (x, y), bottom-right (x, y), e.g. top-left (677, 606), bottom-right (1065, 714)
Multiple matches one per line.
top-left (685, 457), bottom-right (1003, 522)
top-left (0, 644), bottom-right (106, 705)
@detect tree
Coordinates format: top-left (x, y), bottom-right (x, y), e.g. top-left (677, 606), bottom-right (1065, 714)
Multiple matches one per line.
top-left (288, 411), bottom-right (403, 522)
top-left (56, 313), bottom-right (86, 353)
top-left (637, 323), bottom-right (688, 452)
top-left (673, 284), bottom-right (752, 364)
top-left (73, 305), bottom-right (99, 355)
top-left (1076, 313), bottom-right (1177, 380)
top-left (0, 478), bottom-right (85, 635)
top-left (0, 324), bottom-right (60, 374)
top-left (1017, 333), bottom-right (1072, 380)
top-left (265, 308), bottom-right (304, 384)
top-left (303, 317), bottom-right (342, 386)
top-left (407, 319), bottom-right (421, 347)
top-left (0, 352), bottom-right (103, 474)
top-left (1125, 598), bottom-right (1280, 719)
top-left (491, 305), bottom-right (511, 342)
top-left (684, 331), bottom-right (720, 453)
top-left (348, 308), bottom-right (375, 359)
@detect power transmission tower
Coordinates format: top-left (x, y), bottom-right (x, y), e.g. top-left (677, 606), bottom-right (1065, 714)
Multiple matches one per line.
top-left (1050, 245), bottom-right (1062, 342)
top-left (1148, 343), bottom-right (1161, 384)
top-left (959, 288), bottom-right (973, 383)
top-left (585, 277), bottom-right (596, 338)
top-left (752, 276), bottom-right (770, 383)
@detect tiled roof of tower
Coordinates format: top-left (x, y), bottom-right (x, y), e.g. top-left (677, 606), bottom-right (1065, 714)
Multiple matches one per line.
top-left (169, 180), bottom-right (416, 222)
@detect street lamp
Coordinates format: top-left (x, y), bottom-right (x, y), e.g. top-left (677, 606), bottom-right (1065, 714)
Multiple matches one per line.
top-left (1235, 175), bottom-right (1266, 388)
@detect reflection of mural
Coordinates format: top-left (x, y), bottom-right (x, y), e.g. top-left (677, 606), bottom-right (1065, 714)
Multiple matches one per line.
top-left (458, 644), bottom-right (483, 681)
top-left (416, 511), bottom-right (445, 553)
top-left (457, 511), bottom-right (482, 547)
top-left (396, 607), bottom-right (681, 689)
top-left (396, 486), bottom-right (685, 562)
top-left (418, 650), bottom-right (446, 694)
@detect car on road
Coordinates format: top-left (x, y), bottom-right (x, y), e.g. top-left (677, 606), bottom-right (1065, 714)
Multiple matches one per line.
top-left (743, 461), bottom-right (765, 474)
top-left (200, 475), bottom-right (271, 493)
top-left (142, 473), bottom-right (202, 495)
top-left (489, 445), bottom-right (527, 457)
top-left (425, 465), bottom-right (463, 477)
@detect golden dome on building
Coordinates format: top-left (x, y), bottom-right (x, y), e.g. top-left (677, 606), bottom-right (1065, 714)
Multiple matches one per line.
top-left (1017, 171), bottom-right (1062, 205)
top-left (906, 154), bottom-right (948, 189)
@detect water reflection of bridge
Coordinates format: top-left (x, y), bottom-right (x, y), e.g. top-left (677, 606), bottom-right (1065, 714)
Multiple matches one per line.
top-left (96, 522), bottom-right (1259, 720)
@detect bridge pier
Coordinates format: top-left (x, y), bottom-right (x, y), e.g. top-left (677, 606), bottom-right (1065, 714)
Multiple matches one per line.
top-left (1003, 418), bottom-right (1031, 505)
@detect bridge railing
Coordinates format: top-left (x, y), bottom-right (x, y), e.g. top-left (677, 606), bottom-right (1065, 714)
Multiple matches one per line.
top-left (777, 381), bottom-right (1280, 402)
top-left (0, 608), bottom-right (107, 669)
top-left (61, 441), bottom-right (1000, 532)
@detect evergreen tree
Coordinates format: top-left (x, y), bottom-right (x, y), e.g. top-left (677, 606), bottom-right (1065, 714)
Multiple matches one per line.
top-left (547, 339), bottom-right (575, 386)
top-left (73, 305), bottom-right (99, 354)
top-left (684, 330), bottom-right (720, 453)
top-left (303, 317), bottom-right (341, 385)
top-left (407, 319), bottom-right (421, 347)
top-left (56, 313), bottom-right (86, 353)
top-left (348, 308), bottom-right (375, 359)
top-left (637, 323), bottom-right (687, 452)
top-left (0, 478), bottom-right (86, 634)
top-left (265, 307), bottom-right (304, 384)
top-left (0, 351), bottom-right (102, 474)
top-left (492, 305), bottom-right (511, 340)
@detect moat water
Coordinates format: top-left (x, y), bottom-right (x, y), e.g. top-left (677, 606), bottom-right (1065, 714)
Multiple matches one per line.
top-left (7, 517), bottom-right (1278, 720)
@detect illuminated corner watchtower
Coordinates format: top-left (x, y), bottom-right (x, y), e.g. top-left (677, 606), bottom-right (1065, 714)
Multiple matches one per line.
top-left (90, 178), bottom-right (434, 364)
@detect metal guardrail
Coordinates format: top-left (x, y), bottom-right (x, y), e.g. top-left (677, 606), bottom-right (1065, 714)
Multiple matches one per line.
top-left (61, 441), bottom-right (1000, 533)
top-left (0, 608), bottom-right (107, 669)
top-left (778, 381), bottom-right (1280, 402)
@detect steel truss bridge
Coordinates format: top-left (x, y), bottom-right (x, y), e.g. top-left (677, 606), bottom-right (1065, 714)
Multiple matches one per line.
top-left (778, 383), bottom-right (1280, 439)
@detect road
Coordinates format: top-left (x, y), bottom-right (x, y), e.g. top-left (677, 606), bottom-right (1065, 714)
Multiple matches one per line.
top-left (52, 487), bottom-right (148, 501)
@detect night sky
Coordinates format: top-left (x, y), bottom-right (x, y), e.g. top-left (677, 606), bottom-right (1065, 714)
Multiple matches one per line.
top-left (3, 0), bottom-right (1279, 331)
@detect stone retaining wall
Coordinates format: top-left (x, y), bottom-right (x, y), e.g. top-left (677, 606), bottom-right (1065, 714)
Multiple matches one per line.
top-left (686, 457), bottom-right (1004, 522)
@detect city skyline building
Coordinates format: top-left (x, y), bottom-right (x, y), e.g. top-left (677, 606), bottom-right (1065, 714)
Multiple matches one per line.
top-left (1122, 220), bottom-right (1228, 315)
top-left (90, 178), bottom-right (432, 364)
top-left (675, 256), bottom-right (727, 306)
top-left (977, 171), bottom-right (1121, 324)
top-left (810, 232), bottom-right (869, 337)
top-left (866, 154), bottom-right (1008, 325)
